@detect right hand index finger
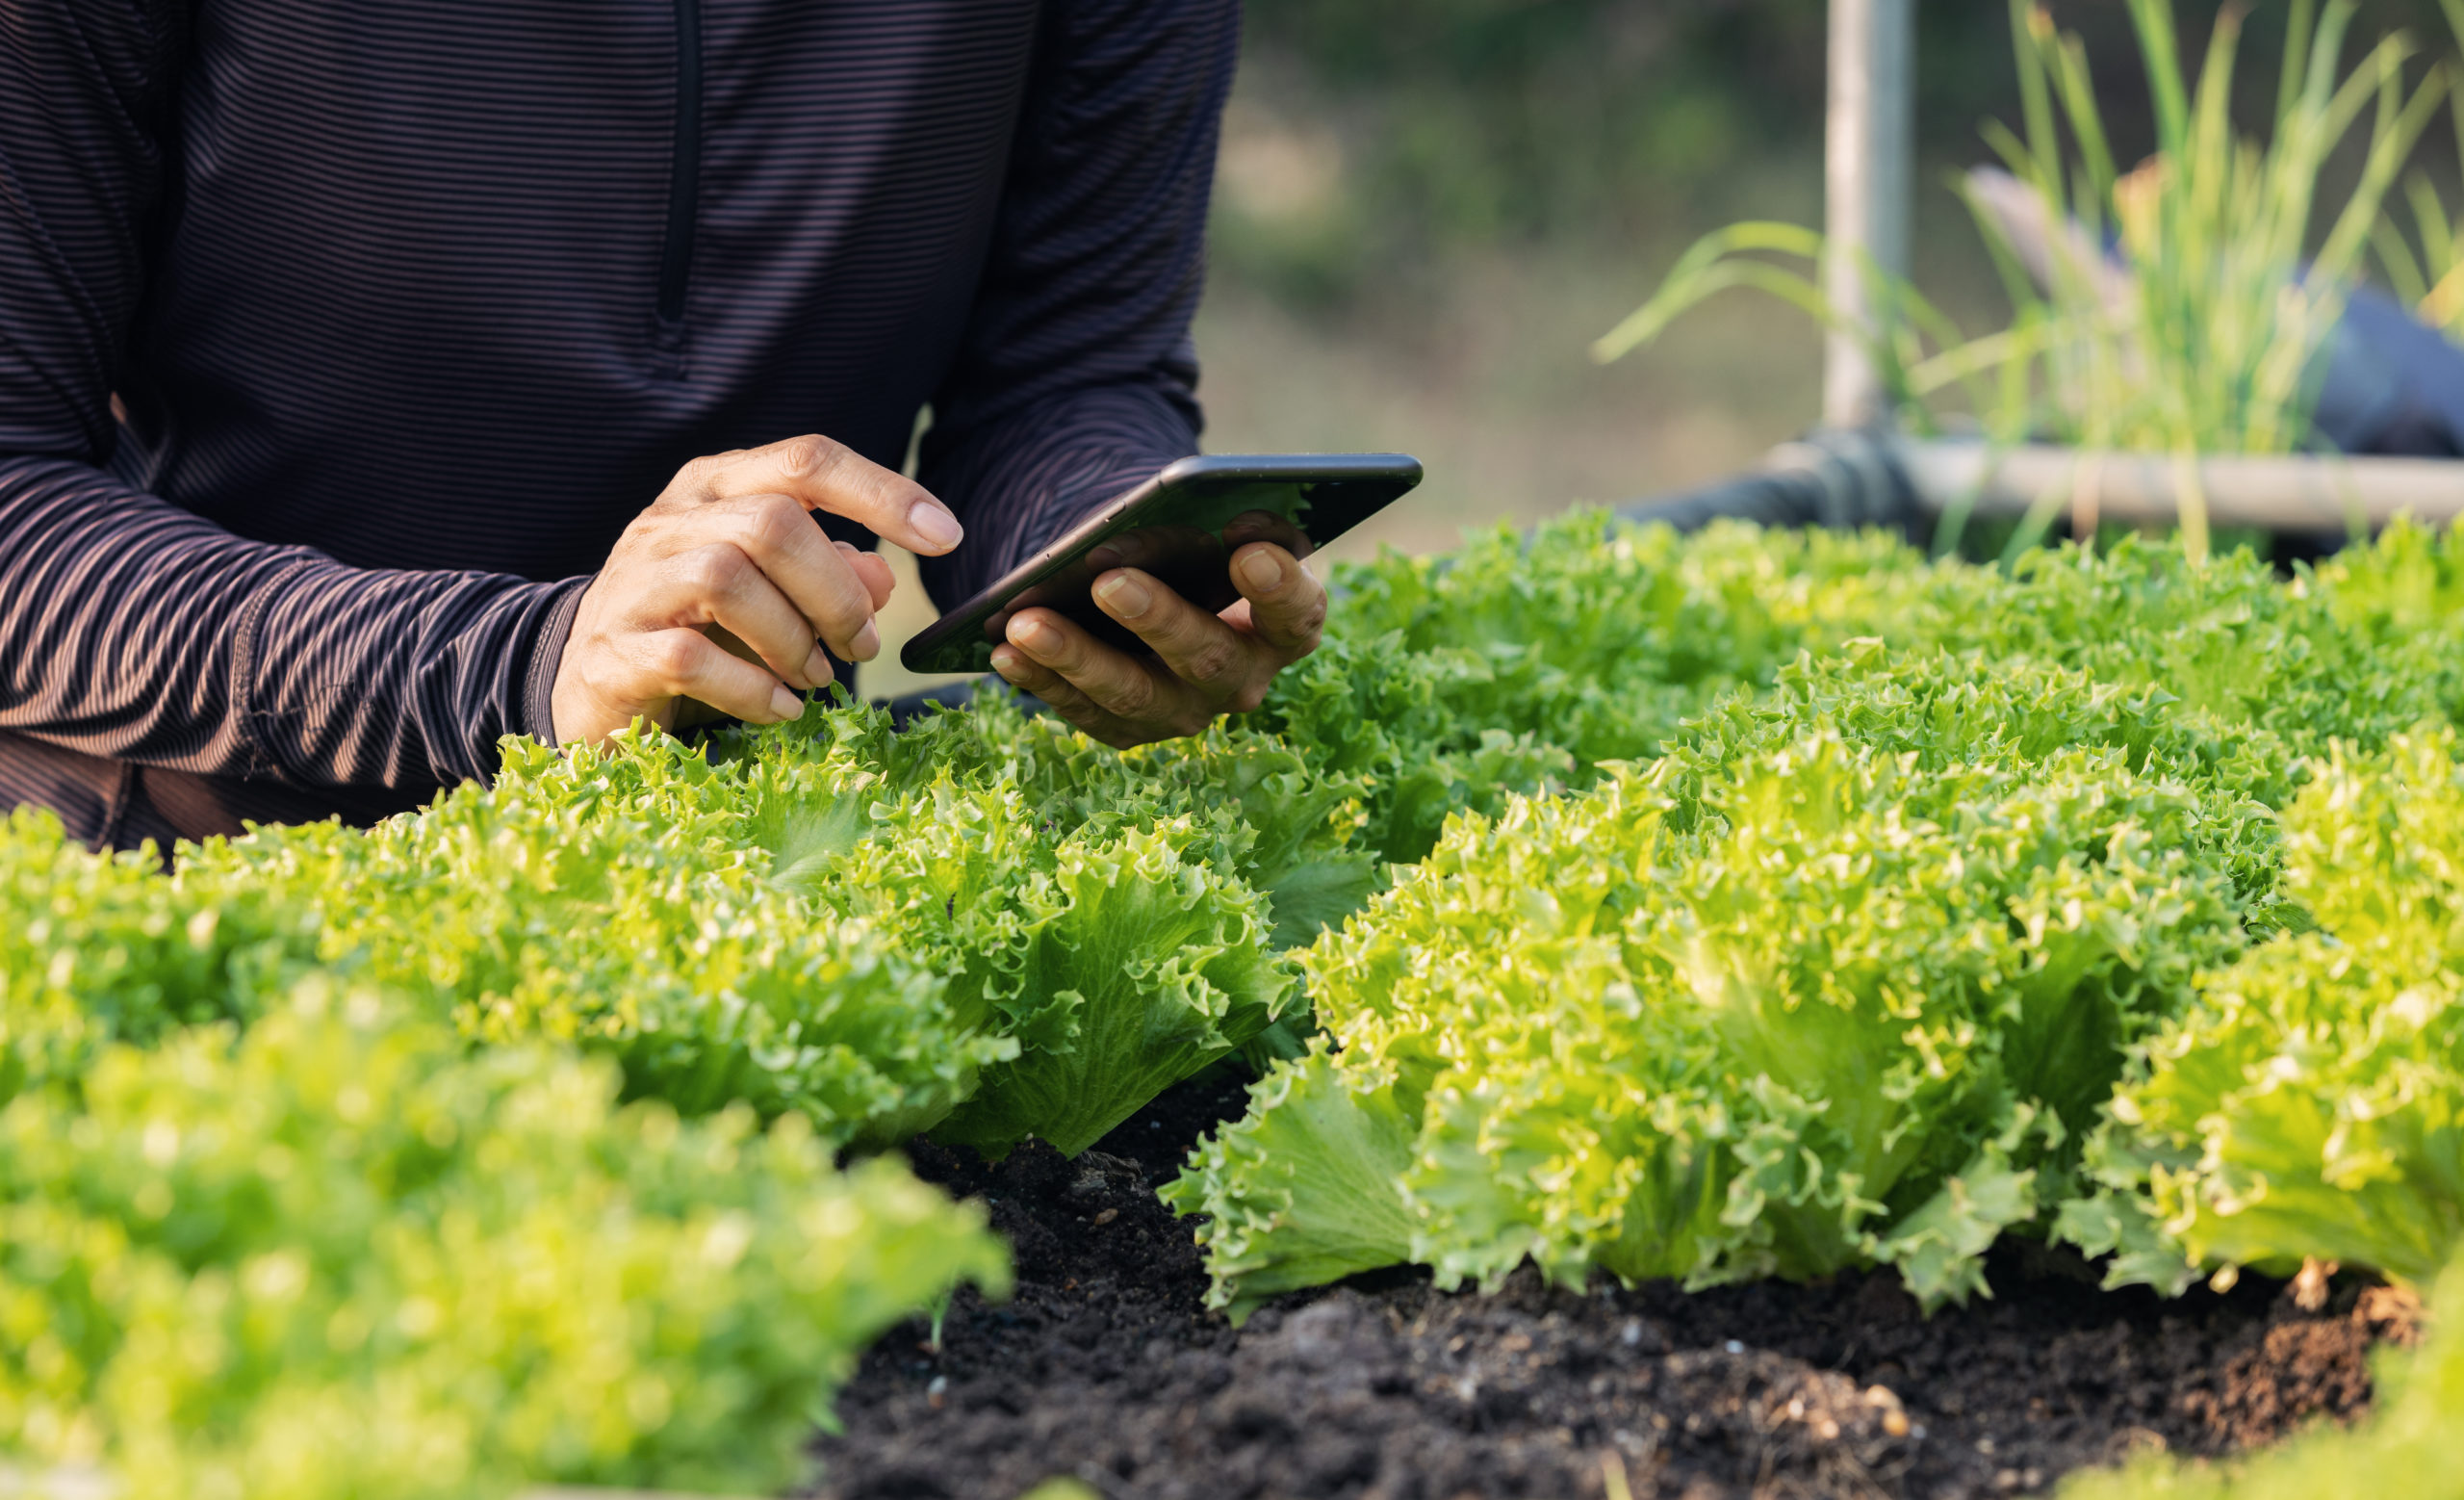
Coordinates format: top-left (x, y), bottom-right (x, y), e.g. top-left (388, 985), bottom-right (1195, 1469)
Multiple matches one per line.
top-left (671, 434), bottom-right (964, 556)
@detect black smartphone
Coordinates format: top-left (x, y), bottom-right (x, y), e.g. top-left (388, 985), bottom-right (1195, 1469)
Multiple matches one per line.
top-left (899, 453), bottom-right (1424, 675)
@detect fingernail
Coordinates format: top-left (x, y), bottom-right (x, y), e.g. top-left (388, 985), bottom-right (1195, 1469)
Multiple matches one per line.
top-left (1239, 550), bottom-right (1285, 593)
top-left (804, 645), bottom-right (835, 685)
top-left (849, 620), bottom-right (881, 662)
top-left (991, 650), bottom-right (1028, 683)
top-left (1013, 618), bottom-right (1061, 655)
top-left (770, 685), bottom-right (804, 722)
top-left (1093, 572), bottom-right (1152, 618)
top-left (909, 502), bottom-right (962, 552)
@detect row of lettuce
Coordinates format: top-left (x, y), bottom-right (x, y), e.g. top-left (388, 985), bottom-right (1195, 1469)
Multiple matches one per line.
top-left (1203, 515), bottom-right (2464, 1498)
top-left (12, 511), bottom-right (2464, 1494)
top-left (0, 690), bottom-right (1381, 1497)
top-left (2, 830), bottom-right (1010, 1499)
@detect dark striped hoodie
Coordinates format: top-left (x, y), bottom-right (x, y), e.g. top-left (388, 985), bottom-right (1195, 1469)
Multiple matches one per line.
top-left (0, 0), bottom-right (1232, 849)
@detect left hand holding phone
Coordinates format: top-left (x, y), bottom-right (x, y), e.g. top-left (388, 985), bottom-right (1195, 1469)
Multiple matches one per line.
top-left (988, 540), bottom-right (1326, 748)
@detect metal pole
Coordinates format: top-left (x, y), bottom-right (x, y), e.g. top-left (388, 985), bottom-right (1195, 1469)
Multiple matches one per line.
top-left (1824, 0), bottom-right (1915, 430)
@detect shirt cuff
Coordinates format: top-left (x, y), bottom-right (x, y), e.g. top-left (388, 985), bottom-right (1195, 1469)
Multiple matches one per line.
top-left (522, 579), bottom-right (592, 746)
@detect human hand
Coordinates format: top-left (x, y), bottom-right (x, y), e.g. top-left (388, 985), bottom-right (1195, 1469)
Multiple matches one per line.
top-left (552, 435), bottom-right (963, 745)
top-left (987, 541), bottom-right (1326, 748)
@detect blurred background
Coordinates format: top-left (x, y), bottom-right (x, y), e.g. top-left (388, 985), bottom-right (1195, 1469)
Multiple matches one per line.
top-left (871, 0), bottom-right (2463, 697)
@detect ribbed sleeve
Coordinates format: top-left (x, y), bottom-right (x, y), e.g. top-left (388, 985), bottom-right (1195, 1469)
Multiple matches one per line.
top-left (915, 0), bottom-right (1235, 605)
top-left (0, 0), bottom-right (587, 823)
top-left (0, 458), bottom-right (580, 790)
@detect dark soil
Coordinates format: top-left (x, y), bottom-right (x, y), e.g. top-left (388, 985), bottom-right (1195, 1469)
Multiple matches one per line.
top-left (813, 1073), bottom-right (2419, 1500)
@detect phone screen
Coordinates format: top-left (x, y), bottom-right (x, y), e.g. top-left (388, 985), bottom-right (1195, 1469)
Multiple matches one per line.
top-left (900, 453), bottom-right (1423, 675)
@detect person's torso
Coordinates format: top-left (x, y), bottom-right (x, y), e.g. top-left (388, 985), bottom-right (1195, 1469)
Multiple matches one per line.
top-left (113, 0), bottom-right (1040, 580)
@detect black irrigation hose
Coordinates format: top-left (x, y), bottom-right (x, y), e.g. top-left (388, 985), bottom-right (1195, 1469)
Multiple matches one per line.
top-left (1613, 427), bottom-right (1923, 541)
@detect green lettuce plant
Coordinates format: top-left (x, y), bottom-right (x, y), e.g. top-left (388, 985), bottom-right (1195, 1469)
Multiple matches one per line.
top-left (921, 820), bottom-right (1296, 1157)
top-left (1933, 532), bottom-right (2464, 762)
top-left (0, 976), bottom-right (1007, 1500)
top-left (720, 694), bottom-right (1375, 952)
top-left (1249, 512), bottom-right (1953, 862)
top-left (1170, 652), bottom-right (2266, 1320)
top-left (1, 808), bottom-right (324, 1103)
top-left (1264, 513), bottom-right (2464, 869)
top-left (2064, 729), bottom-right (2464, 1293)
top-left (191, 693), bottom-right (1344, 1158)
top-left (186, 733), bottom-right (1000, 1149)
top-left (711, 702), bottom-right (1312, 1156)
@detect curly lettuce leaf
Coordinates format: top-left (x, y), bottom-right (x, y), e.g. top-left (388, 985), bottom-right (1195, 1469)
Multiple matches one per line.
top-left (2072, 731), bottom-right (2464, 1288)
top-left (0, 976), bottom-right (1006, 1500)
top-left (1178, 653), bottom-right (2257, 1314)
top-left (1253, 517), bottom-right (2464, 879)
top-left (1246, 514), bottom-right (1958, 863)
top-left (188, 734), bottom-right (1003, 1148)
top-left (1161, 1047), bottom-right (1419, 1324)
top-left (0, 809), bottom-right (326, 1103)
top-left (723, 694), bottom-right (1378, 947)
top-left (715, 711), bottom-right (1319, 1155)
top-left (1934, 530), bottom-right (2464, 763)
top-left (994, 711), bottom-right (1379, 950)
top-left (933, 822), bottom-right (1299, 1159)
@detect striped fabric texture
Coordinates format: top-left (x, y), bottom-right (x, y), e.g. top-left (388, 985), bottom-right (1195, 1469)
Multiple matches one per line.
top-left (0, 0), bottom-right (1231, 849)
